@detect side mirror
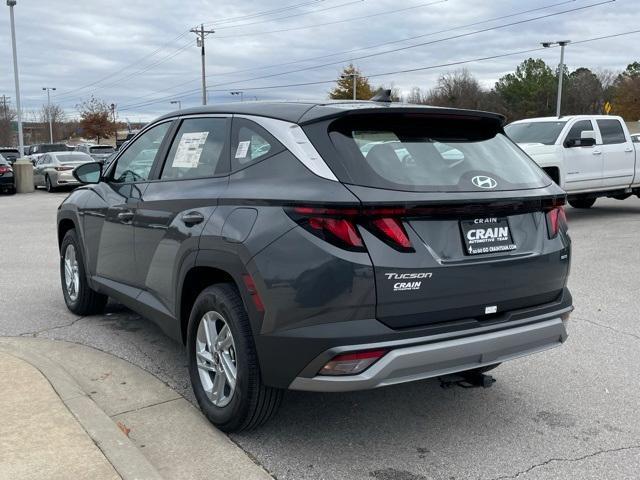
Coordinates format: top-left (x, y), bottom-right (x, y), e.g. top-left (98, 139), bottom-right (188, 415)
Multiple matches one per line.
top-left (73, 162), bottom-right (102, 184)
top-left (565, 131), bottom-right (597, 148)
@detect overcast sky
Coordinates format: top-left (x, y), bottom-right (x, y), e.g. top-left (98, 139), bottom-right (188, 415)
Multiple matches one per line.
top-left (1, 0), bottom-right (638, 121)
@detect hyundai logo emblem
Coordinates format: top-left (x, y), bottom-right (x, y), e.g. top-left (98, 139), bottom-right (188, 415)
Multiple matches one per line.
top-left (471, 175), bottom-right (498, 189)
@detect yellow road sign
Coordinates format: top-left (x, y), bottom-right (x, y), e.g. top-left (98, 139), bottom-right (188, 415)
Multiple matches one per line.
top-left (604, 101), bottom-right (612, 114)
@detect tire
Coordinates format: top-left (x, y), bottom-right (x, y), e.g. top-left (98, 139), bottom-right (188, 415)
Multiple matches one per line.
top-left (187, 284), bottom-right (282, 432)
top-left (60, 229), bottom-right (108, 315)
top-left (568, 197), bottom-right (596, 209)
top-left (46, 175), bottom-right (56, 192)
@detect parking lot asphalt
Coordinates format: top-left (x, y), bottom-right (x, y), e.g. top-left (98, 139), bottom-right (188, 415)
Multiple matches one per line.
top-left (1, 189), bottom-right (639, 480)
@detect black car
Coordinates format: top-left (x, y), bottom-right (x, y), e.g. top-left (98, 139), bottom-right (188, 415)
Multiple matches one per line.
top-left (0, 148), bottom-right (20, 165)
top-left (58, 101), bottom-right (572, 431)
top-left (0, 154), bottom-right (15, 194)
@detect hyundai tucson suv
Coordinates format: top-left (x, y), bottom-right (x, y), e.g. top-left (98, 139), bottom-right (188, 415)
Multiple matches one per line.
top-left (58, 101), bottom-right (572, 432)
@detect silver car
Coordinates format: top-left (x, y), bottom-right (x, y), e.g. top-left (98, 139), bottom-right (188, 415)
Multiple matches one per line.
top-left (75, 144), bottom-right (116, 163)
top-left (33, 151), bottom-right (93, 192)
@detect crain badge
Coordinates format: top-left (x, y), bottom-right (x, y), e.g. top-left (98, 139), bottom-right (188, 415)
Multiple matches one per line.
top-left (471, 175), bottom-right (498, 189)
top-left (385, 272), bottom-right (433, 292)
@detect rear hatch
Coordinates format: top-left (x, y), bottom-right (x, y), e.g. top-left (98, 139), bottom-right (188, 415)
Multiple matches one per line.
top-left (305, 110), bottom-right (570, 329)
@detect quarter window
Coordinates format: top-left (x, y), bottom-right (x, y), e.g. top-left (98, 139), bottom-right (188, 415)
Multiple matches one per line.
top-left (112, 122), bottom-right (171, 183)
top-left (161, 118), bottom-right (228, 180)
top-left (231, 119), bottom-right (284, 171)
top-left (596, 119), bottom-right (626, 145)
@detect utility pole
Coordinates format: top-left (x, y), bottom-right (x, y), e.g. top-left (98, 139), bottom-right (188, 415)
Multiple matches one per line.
top-left (42, 86), bottom-right (56, 143)
top-left (341, 73), bottom-right (359, 100)
top-left (190, 24), bottom-right (215, 105)
top-left (542, 40), bottom-right (571, 117)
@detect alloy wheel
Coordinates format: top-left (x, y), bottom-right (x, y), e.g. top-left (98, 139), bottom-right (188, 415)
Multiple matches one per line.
top-left (195, 311), bottom-right (237, 407)
top-left (63, 244), bottom-right (80, 302)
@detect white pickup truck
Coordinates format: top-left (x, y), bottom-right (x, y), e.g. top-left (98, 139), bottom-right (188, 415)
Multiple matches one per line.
top-left (505, 115), bottom-right (640, 208)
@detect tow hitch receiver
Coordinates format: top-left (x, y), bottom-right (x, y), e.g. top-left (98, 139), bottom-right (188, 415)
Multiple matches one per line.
top-left (439, 371), bottom-right (496, 389)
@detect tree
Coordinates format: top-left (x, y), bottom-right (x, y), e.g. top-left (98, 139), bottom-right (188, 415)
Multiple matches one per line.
top-left (39, 103), bottom-right (66, 142)
top-left (494, 58), bottom-right (557, 120)
top-left (425, 69), bottom-right (486, 109)
top-left (564, 68), bottom-right (603, 115)
top-left (0, 103), bottom-right (16, 146)
top-left (77, 96), bottom-right (115, 143)
top-left (329, 64), bottom-right (375, 100)
top-left (611, 63), bottom-right (640, 120)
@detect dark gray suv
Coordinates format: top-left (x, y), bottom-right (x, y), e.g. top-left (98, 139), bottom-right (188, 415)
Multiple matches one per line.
top-left (58, 101), bottom-right (572, 431)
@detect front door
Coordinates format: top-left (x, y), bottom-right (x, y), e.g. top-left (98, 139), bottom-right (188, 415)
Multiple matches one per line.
top-left (562, 119), bottom-right (603, 191)
top-left (83, 121), bottom-right (173, 286)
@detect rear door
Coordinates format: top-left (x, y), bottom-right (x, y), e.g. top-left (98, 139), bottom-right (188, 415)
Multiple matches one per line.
top-left (134, 116), bottom-right (230, 313)
top-left (595, 118), bottom-right (635, 188)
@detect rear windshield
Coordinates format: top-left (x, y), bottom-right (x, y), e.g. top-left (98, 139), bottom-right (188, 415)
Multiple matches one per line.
top-left (90, 146), bottom-right (115, 154)
top-left (39, 144), bottom-right (69, 153)
top-left (504, 121), bottom-right (566, 145)
top-left (327, 115), bottom-right (549, 192)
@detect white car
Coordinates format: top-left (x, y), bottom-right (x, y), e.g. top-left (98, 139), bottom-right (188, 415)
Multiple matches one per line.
top-left (33, 151), bottom-right (94, 192)
top-left (506, 115), bottom-right (639, 208)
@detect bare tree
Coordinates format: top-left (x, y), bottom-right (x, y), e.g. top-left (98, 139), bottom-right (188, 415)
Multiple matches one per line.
top-left (39, 103), bottom-right (66, 142)
top-left (426, 69), bottom-right (486, 109)
top-left (405, 87), bottom-right (425, 104)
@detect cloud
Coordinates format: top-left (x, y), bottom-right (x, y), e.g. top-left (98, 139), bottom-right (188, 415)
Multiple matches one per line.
top-left (0, 0), bottom-right (637, 121)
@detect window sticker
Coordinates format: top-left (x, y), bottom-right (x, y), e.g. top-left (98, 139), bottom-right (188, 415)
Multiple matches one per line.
top-left (235, 140), bottom-right (251, 159)
top-left (172, 131), bottom-right (209, 168)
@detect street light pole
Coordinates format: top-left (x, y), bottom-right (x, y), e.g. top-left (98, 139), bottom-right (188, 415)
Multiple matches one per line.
top-left (7, 0), bottom-right (24, 154)
top-left (170, 100), bottom-right (182, 110)
top-left (230, 91), bottom-right (244, 102)
top-left (341, 73), bottom-right (359, 100)
top-left (542, 40), bottom-right (570, 118)
top-left (42, 87), bottom-right (56, 143)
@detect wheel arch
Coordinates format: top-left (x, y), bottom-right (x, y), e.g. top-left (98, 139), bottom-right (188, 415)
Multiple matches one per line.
top-left (178, 255), bottom-right (260, 346)
top-left (57, 217), bottom-right (77, 251)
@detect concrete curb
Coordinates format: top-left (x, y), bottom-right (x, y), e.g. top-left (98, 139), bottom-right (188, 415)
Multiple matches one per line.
top-left (0, 337), bottom-right (272, 480)
top-left (0, 340), bottom-right (162, 480)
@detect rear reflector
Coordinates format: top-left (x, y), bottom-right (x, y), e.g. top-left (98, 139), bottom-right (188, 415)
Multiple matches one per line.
top-left (242, 274), bottom-right (265, 312)
top-left (319, 349), bottom-right (388, 376)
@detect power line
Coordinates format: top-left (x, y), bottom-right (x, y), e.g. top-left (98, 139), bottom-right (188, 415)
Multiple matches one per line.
top-left (213, 0), bottom-right (444, 38)
top-left (199, 0), bottom-right (615, 92)
top-left (117, 28), bottom-right (640, 112)
top-left (117, 0), bottom-right (572, 106)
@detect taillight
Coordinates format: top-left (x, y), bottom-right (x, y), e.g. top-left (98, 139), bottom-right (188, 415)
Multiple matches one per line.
top-left (546, 206), bottom-right (568, 238)
top-left (55, 166), bottom-right (74, 171)
top-left (287, 206), bottom-right (414, 252)
top-left (0, 165), bottom-right (10, 174)
top-left (319, 349), bottom-right (388, 376)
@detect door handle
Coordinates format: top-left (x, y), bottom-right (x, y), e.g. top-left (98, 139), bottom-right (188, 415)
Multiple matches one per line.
top-left (624, 147), bottom-right (633, 152)
top-left (181, 211), bottom-right (205, 226)
top-left (592, 150), bottom-right (602, 155)
top-left (117, 210), bottom-right (135, 222)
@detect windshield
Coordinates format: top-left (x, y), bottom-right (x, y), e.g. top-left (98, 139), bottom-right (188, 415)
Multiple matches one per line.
top-left (504, 121), bottom-right (566, 145)
top-left (326, 114), bottom-right (549, 192)
top-left (90, 146), bottom-right (115, 154)
top-left (39, 144), bottom-right (69, 153)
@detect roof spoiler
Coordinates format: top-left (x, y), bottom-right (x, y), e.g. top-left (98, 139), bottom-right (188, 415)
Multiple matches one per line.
top-left (370, 89), bottom-right (393, 103)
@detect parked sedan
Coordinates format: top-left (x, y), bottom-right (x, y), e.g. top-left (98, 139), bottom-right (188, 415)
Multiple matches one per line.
top-left (33, 151), bottom-right (93, 191)
top-left (0, 154), bottom-right (15, 194)
top-left (0, 148), bottom-right (20, 165)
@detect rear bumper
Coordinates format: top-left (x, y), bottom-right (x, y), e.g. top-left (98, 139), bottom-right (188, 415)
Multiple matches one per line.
top-left (289, 316), bottom-right (568, 392)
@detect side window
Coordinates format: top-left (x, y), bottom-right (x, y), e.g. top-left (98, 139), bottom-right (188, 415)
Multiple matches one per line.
top-left (564, 120), bottom-right (593, 145)
top-left (231, 118), bottom-right (284, 171)
top-left (112, 122), bottom-right (171, 183)
top-left (161, 117), bottom-right (229, 180)
top-left (596, 119), bottom-right (626, 145)
top-left (633, 135), bottom-right (640, 143)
